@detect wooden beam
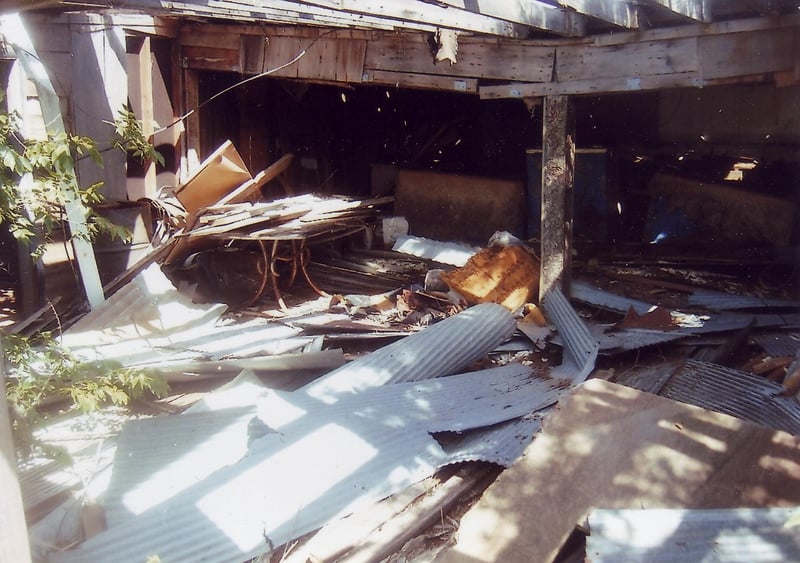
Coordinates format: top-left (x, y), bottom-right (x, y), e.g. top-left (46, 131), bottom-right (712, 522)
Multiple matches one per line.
top-left (553, 0), bottom-right (640, 28)
top-left (182, 68), bottom-right (201, 178)
top-left (436, 0), bottom-right (586, 36)
top-left (295, 0), bottom-right (529, 37)
top-left (363, 69), bottom-right (478, 93)
top-left (639, 0), bottom-right (712, 22)
top-left (3, 13), bottom-right (105, 308)
top-left (539, 94), bottom-right (574, 301)
top-left (364, 34), bottom-right (555, 82)
top-left (137, 37), bottom-right (157, 197)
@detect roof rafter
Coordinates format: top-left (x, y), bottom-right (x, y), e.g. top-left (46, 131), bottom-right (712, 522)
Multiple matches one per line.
top-left (435, 0), bottom-right (586, 37)
top-left (553, 0), bottom-right (640, 28)
top-left (293, 0), bottom-right (530, 37)
top-left (638, 0), bottom-right (712, 22)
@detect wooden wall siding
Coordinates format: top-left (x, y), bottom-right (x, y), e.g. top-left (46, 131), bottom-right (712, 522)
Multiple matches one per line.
top-left (363, 35), bottom-right (556, 83)
top-left (698, 29), bottom-right (796, 80)
top-left (554, 38), bottom-right (698, 82)
top-left (361, 70), bottom-right (478, 94)
top-left (178, 15), bottom-right (798, 96)
top-left (479, 18), bottom-right (800, 98)
top-left (239, 35), bottom-right (367, 82)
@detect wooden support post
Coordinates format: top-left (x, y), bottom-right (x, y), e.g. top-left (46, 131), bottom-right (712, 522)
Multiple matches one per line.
top-left (539, 94), bottom-right (575, 302)
top-left (138, 36), bottom-right (157, 196)
top-left (3, 13), bottom-right (105, 308)
top-left (182, 68), bottom-right (201, 180)
top-left (0, 339), bottom-right (32, 563)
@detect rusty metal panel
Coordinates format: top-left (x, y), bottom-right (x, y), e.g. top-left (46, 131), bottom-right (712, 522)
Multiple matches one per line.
top-left (752, 332), bottom-right (800, 358)
top-left (660, 359), bottom-right (800, 435)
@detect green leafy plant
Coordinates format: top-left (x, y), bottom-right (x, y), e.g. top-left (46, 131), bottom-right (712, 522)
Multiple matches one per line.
top-left (110, 104), bottom-right (165, 168)
top-left (0, 95), bottom-right (162, 258)
top-left (4, 332), bottom-right (169, 456)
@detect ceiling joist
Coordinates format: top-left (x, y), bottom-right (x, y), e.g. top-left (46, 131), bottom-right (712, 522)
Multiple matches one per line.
top-left (436, 0), bottom-right (586, 37)
top-left (294, 0), bottom-right (530, 37)
top-left (552, 0), bottom-right (640, 28)
top-left (639, 0), bottom-right (712, 22)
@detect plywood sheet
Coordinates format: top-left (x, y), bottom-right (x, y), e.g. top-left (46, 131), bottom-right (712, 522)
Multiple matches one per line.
top-left (175, 140), bottom-right (252, 213)
top-left (395, 169), bottom-right (526, 245)
top-left (437, 379), bottom-right (800, 563)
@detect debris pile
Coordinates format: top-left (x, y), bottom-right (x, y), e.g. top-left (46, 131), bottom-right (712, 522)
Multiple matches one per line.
top-left (10, 140), bottom-right (800, 563)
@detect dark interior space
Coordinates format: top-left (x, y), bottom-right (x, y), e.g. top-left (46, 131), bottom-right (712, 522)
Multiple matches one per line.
top-left (190, 72), bottom-right (799, 283)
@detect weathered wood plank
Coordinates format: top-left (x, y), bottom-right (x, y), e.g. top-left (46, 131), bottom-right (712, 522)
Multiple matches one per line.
top-left (180, 30), bottom-right (240, 50)
top-left (182, 45), bottom-right (241, 72)
top-left (480, 72), bottom-right (703, 99)
top-left (539, 94), bottom-right (574, 301)
top-left (363, 69), bottom-right (477, 93)
top-left (556, 36), bottom-right (698, 82)
top-left (699, 28), bottom-right (795, 80)
top-left (364, 35), bottom-right (555, 82)
top-left (439, 379), bottom-right (800, 563)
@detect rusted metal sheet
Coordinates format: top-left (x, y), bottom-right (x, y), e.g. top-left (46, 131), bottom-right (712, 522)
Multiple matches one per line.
top-left (753, 332), bottom-right (800, 358)
top-left (660, 359), bottom-right (800, 435)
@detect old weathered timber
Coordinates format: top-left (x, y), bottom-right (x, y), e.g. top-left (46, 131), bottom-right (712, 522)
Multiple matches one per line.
top-left (539, 95), bottom-right (574, 302)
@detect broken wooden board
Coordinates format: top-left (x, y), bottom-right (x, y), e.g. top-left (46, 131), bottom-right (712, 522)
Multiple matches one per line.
top-left (174, 140), bottom-right (252, 213)
top-left (437, 379), bottom-right (800, 563)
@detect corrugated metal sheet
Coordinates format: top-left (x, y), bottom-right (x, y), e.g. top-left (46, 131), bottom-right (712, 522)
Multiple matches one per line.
top-left (303, 303), bottom-right (516, 402)
top-left (689, 288), bottom-right (799, 311)
top-left (57, 264), bottom-right (335, 375)
top-left (61, 264), bottom-right (227, 347)
top-left (587, 507), bottom-right (800, 562)
top-left (541, 288), bottom-right (598, 384)
top-left (438, 413), bottom-right (545, 467)
top-left (571, 279), bottom-right (654, 315)
top-left (753, 332), bottom-right (800, 358)
top-left (392, 235), bottom-right (478, 266)
top-left (572, 281), bottom-right (800, 334)
top-left (102, 406), bottom-right (256, 527)
top-left (56, 361), bottom-right (559, 563)
top-left (660, 359), bottom-right (800, 435)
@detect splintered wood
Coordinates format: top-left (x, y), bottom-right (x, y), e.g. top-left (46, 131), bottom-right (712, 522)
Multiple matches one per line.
top-left (441, 244), bottom-right (540, 311)
top-left (183, 194), bottom-right (393, 241)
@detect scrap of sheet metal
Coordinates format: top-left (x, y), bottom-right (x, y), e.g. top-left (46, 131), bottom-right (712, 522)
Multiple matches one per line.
top-left (586, 507), bottom-right (800, 562)
top-left (572, 280), bottom-right (800, 334)
top-left (688, 288), bottom-right (799, 311)
top-left (541, 287), bottom-right (599, 384)
top-left (437, 413), bottom-right (546, 467)
top-left (392, 235), bottom-right (478, 266)
top-left (57, 264), bottom-right (337, 378)
top-left (303, 302), bottom-right (516, 402)
top-left (660, 359), bottom-right (800, 435)
top-left (752, 332), bottom-right (800, 358)
top-left (57, 363), bottom-right (568, 563)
